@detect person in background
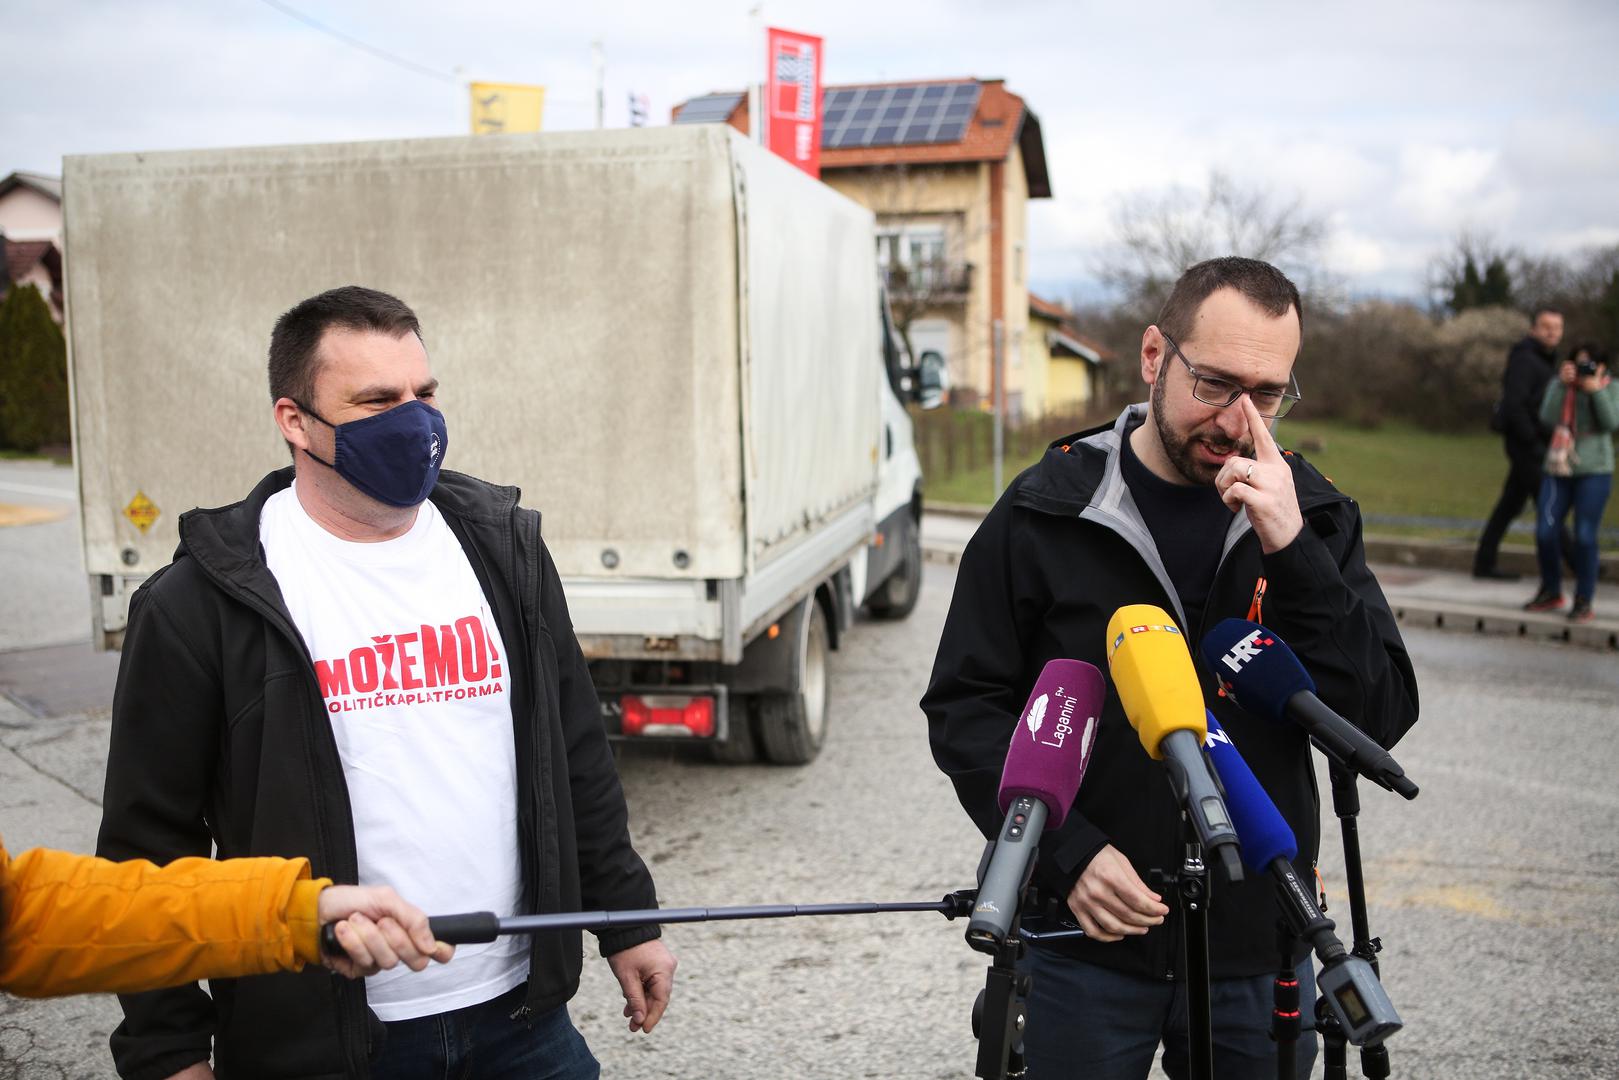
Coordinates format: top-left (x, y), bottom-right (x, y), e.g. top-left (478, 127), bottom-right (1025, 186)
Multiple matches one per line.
top-left (1474, 308), bottom-right (1568, 580)
top-left (2, 834), bottom-right (451, 997)
top-left (1523, 342), bottom-right (1618, 622)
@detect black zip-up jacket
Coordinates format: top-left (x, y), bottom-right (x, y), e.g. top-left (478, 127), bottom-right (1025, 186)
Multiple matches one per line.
top-left (923, 406), bottom-right (1418, 981)
top-left (1500, 335), bottom-right (1559, 464)
top-left (96, 468), bottom-right (660, 1079)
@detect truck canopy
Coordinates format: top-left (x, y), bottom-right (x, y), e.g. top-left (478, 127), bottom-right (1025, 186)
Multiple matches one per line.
top-left (66, 126), bottom-right (881, 590)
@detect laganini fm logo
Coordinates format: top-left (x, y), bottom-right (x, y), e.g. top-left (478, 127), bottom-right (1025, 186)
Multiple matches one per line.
top-left (1026, 687), bottom-right (1096, 754)
top-left (1024, 693), bottom-right (1048, 739)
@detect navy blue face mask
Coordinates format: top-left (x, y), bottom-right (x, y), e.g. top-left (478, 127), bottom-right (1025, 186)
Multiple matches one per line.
top-left (298, 398), bottom-right (448, 508)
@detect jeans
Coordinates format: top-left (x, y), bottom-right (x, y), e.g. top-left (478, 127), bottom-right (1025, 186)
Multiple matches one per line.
top-left (1019, 949), bottom-right (1318, 1080)
top-left (1537, 472), bottom-right (1613, 602)
top-left (1476, 449), bottom-right (1572, 572)
top-left (370, 982), bottom-right (599, 1080)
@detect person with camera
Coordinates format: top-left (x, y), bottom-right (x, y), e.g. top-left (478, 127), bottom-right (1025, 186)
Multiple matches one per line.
top-left (1523, 343), bottom-right (1619, 622)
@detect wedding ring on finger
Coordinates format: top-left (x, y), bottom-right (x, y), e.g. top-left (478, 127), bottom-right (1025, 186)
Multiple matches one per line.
top-left (1245, 463), bottom-right (1256, 483)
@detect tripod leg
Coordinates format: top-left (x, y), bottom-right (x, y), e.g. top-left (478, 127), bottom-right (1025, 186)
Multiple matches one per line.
top-left (1272, 925), bottom-right (1299, 1080)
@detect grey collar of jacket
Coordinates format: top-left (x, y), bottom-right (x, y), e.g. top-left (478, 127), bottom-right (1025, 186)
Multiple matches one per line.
top-left (1070, 404), bottom-right (1257, 631)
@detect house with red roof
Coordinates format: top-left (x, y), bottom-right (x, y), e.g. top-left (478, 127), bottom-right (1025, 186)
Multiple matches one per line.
top-left (672, 78), bottom-right (1051, 418)
top-left (0, 172), bottom-right (65, 322)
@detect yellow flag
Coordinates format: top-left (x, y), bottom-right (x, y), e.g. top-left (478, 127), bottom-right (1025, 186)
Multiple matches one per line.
top-left (470, 82), bottom-right (546, 135)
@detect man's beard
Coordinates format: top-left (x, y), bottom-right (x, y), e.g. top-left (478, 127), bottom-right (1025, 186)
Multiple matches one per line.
top-left (1150, 374), bottom-right (1252, 486)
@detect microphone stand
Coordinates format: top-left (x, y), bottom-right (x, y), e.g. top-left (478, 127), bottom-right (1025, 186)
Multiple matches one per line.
top-left (1152, 832), bottom-right (1214, 1080)
top-left (971, 919), bottom-right (1031, 1080)
top-left (1272, 922), bottom-right (1301, 1080)
top-left (1324, 761), bottom-right (1393, 1080)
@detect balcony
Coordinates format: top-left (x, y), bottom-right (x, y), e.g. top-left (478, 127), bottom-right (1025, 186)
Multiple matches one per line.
top-left (881, 259), bottom-right (973, 305)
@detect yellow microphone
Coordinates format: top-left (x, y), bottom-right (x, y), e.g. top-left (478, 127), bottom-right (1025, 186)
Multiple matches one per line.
top-left (1105, 605), bottom-right (1207, 760)
top-left (1104, 604), bottom-right (1242, 882)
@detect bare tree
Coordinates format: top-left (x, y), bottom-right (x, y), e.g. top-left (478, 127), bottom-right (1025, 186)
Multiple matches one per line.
top-left (1097, 170), bottom-right (1333, 329)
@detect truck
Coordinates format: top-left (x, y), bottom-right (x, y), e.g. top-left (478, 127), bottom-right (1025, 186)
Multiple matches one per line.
top-left (64, 125), bottom-right (935, 764)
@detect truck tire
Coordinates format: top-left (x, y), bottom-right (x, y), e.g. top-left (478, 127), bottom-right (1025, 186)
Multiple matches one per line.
top-left (709, 693), bottom-right (760, 764)
top-left (758, 599), bottom-right (830, 765)
top-left (866, 522), bottom-right (922, 620)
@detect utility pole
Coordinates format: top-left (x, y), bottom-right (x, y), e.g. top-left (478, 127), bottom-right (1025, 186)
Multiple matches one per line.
top-left (747, 5), bottom-right (762, 143)
top-left (992, 319), bottom-right (1005, 498)
top-left (592, 40), bottom-right (605, 129)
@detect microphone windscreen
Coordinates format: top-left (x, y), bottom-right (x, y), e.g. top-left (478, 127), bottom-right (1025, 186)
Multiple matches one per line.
top-left (1203, 712), bottom-right (1297, 872)
top-left (1105, 604), bottom-right (1206, 760)
top-left (997, 658), bottom-right (1106, 828)
top-left (1200, 619), bottom-right (1317, 725)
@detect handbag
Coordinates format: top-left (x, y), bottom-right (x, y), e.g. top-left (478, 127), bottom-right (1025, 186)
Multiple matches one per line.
top-left (1544, 388), bottom-right (1578, 477)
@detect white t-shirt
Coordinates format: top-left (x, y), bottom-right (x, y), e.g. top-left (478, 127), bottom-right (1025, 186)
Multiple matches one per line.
top-left (260, 484), bottom-right (528, 1020)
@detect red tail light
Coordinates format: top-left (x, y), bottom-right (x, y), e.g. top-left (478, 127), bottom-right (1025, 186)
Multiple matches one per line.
top-left (620, 694), bottom-right (715, 738)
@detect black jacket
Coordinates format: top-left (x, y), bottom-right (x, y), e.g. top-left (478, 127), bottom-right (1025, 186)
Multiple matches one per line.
top-left (923, 406), bottom-right (1419, 981)
top-left (97, 468), bottom-right (660, 1079)
top-left (1500, 335), bottom-right (1559, 463)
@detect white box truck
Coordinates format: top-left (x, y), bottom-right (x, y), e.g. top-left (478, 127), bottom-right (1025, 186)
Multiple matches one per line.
top-left (64, 125), bottom-right (932, 764)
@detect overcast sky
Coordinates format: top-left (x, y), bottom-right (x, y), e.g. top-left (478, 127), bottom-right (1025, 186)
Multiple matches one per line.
top-left (9, 0), bottom-right (1618, 302)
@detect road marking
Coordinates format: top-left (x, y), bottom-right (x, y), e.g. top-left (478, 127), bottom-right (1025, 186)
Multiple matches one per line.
top-left (0, 503), bottom-right (69, 527)
top-left (0, 480), bottom-right (76, 502)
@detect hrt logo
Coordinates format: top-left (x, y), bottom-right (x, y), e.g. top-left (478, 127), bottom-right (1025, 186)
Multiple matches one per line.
top-left (1220, 629), bottom-right (1275, 674)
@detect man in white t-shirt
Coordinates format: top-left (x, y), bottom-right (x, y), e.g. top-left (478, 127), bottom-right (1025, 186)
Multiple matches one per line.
top-left (98, 286), bottom-right (675, 1079)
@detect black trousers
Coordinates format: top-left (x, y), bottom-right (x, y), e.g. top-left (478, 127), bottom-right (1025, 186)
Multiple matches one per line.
top-left (1476, 448), bottom-right (1572, 573)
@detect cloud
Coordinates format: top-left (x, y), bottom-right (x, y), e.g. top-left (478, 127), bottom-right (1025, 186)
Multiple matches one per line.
top-left (1392, 145), bottom-right (1516, 227)
top-left (6, 0), bottom-right (1618, 302)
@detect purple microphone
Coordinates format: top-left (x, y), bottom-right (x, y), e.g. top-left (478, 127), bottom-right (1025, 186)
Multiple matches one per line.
top-left (968, 659), bottom-right (1105, 952)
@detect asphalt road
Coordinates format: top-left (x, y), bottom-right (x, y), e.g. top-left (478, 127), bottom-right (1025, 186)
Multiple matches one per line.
top-left (0, 460), bottom-right (85, 652)
top-left (2, 517), bottom-right (1617, 1076)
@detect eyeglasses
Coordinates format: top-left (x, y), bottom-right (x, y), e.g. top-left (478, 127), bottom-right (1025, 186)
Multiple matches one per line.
top-left (1160, 331), bottom-right (1302, 419)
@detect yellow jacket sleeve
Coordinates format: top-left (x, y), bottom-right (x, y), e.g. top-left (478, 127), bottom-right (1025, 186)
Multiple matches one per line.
top-left (0, 833), bottom-right (331, 998)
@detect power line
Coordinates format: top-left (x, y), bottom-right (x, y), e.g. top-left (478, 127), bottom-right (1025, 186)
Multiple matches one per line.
top-left (255, 0), bottom-right (461, 85)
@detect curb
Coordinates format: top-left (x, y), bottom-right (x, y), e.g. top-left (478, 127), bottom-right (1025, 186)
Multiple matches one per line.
top-left (1387, 597), bottom-right (1618, 651)
top-left (927, 505), bottom-right (1617, 578)
top-left (921, 539), bottom-right (1617, 652)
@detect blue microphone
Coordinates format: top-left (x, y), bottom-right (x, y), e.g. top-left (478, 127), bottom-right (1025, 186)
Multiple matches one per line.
top-left (1200, 621), bottom-right (1417, 800)
top-left (1203, 713), bottom-right (1403, 1047)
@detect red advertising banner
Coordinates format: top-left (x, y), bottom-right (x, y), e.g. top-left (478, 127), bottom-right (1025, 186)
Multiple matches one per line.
top-left (765, 27), bottom-right (823, 178)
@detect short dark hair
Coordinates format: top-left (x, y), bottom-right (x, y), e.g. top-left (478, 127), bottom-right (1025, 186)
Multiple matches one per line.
top-left (1156, 257), bottom-right (1303, 350)
top-left (268, 286), bottom-right (422, 405)
top-left (1530, 306), bottom-right (1563, 325)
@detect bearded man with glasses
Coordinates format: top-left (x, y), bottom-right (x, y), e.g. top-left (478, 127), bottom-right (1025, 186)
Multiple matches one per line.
top-left (923, 257), bottom-right (1418, 1079)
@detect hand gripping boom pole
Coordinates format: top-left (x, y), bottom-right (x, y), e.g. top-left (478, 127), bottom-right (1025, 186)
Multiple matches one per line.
top-left (321, 894), bottom-right (975, 956)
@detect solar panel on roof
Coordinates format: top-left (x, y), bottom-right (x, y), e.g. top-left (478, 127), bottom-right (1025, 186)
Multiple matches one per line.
top-left (674, 93), bottom-right (745, 124)
top-left (822, 81), bottom-right (981, 149)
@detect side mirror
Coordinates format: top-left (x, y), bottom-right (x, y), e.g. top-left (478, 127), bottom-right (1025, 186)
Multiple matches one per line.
top-left (917, 350), bottom-right (949, 410)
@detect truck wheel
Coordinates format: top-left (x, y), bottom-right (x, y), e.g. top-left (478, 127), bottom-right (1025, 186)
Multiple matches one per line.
top-left (866, 522), bottom-right (922, 620)
top-left (758, 599), bottom-right (830, 765)
top-left (709, 693), bottom-right (760, 764)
